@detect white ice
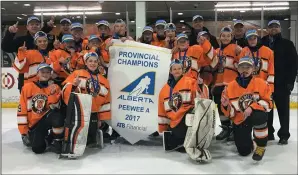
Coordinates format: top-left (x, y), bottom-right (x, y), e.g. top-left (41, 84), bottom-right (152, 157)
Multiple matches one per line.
top-left (2, 108), bottom-right (297, 174)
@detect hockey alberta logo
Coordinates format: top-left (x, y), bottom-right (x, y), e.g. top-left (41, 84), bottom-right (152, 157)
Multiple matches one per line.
top-left (168, 92), bottom-right (183, 112)
top-left (121, 72), bottom-right (156, 97)
top-left (2, 72), bottom-right (15, 90)
top-left (86, 78), bottom-right (101, 97)
top-left (238, 93), bottom-right (254, 112)
top-left (32, 94), bottom-right (48, 114)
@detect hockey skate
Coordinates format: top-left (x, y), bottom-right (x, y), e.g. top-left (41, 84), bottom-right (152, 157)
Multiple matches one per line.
top-left (252, 146), bottom-right (266, 161)
top-left (216, 125), bottom-right (232, 141)
top-left (87, 129), bottom-right (104, 149)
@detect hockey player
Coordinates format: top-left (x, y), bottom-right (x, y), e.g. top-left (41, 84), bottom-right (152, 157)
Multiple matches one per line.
top-left (213, 26), bottom-right (242, 141)
top-left (238, 29), bottom-right (274, 92)
top-left (152, 19), bottom-right (167, 47)
top-left (138, 26), bottom-right (154, 45)
top-left (50, 34), bottom-right (82, 87)
top-left (164, 23), bottom-right (176, 49)
top-left (17, 63), bottom-right (64, 154)
top-left (70, 22), bottom-right (84, 52)
top-left (221, 56), bottom-right (272, 161)
top-left (172, 33), bottom-right (216, 81)
top-left (158, 59), bottom-right (198, 152)
top-left (13, 31), bottom-right (52, 88)
top-left (61, 52), bottom-right (111, 157)
top-left (97, 20), bottom-right (111, 46)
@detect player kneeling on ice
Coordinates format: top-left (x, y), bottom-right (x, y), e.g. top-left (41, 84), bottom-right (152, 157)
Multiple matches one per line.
top-left (221, 56), bottom-right (273, 161)
top-left (17, 63), bottom-right (64, 154)
top-left (158, 60), bottom-right (217, 162)
top-left (61, 52), bottom-right (111, 158)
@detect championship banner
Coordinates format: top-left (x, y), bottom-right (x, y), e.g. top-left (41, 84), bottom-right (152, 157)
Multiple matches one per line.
top-left (108, 40), bottom-right (171, 144)
top-left (1, 68), bottom-right (20, 107)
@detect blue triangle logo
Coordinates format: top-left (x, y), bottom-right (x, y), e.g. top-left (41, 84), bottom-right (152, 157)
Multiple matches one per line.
top-left (121, 72), bottom-right (156, 96)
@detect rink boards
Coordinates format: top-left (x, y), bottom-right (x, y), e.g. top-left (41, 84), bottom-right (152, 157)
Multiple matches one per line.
top-left (1, 67), bottom-right (298, 109)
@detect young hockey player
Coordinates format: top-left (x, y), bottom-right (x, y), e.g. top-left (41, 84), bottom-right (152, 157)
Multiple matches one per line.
top-left (13, 31), bottom-right (52, 89)
top-left (158, 59), bottom-right (198, 152)
top-left (213, 26), bottom-right (242, 141)
top-left (17, 63), bottom-right (64, 154)
top-left (61, 52), bottom-right (111, 158)
top-left (172, 33), bottom-right (216, 81)
top-left (50, 34), bottom-right (82, 87)
top-left (138, 26), bottom-right (154, 45)
top-left (97, 20), bottom-right (111, 50)
top-left (164, 23), bottom-right (176, 49)
top-left (152, 19), bottom-right (167, 47)
top-left (221, 56), bottom-right (272, 161)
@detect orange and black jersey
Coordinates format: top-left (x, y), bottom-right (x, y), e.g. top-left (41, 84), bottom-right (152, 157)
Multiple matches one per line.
top-left (238, 45), bottom-right (274, 92)
top-left (152, 33), bottom-right (166, 47)
top-left (172, 40), bottom-right (216, 80)
top-left (158, 75), bottom-right (198, 133)
top-left (221, 77), bottom-right (272, 125)
top-left (62, 69), bottom-right (111, 121)
top-left (17, 82), bottom-right (61, 135)
top-left (13, 49), bottom-right (52, 85)
top-left (214, 44), bottom-right (240, 87)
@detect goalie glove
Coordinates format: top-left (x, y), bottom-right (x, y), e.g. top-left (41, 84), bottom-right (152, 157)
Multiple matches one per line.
top-left (21, 134), bottom-right (31, 147)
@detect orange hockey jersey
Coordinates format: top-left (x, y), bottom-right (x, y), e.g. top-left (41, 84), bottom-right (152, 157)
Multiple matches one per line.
top-left (198, 83), bottom-right (209, 99)
top-left (50, 49), bottom-right (82, 79)
top-left (17, 82), bottom-right (61, 135)
top-left (214, 44), bottom-right (239, 87)
top-left (238, 46), bottom-right (274, 92)
top-left (62, 69), bottom-right (111, 120)
top-left (221, 77), bottom-right (273, 125)
top-left (13, 49), bottom-right (52, 85)
top-left (158, 76), bottom-right (198, 133)
top-left (172, 40), bottom-right (216, 80)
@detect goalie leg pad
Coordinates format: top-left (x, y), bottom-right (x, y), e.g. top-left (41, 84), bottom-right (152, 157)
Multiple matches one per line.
top-left (61, 93), bottom-right (92, 158)
top-left (184, 98), bottom-right (218, 162)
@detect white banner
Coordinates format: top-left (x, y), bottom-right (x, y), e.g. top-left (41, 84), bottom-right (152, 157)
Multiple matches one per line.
top-left (108, 40), bottom-right (172, 144)
top-left (1, 68), bottom-right (20, 104)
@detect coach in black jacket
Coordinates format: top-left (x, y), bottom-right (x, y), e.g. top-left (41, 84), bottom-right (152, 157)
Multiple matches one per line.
top-left (261, 20), bottom-right (298, 145)
top-left (189, 15), bottom-right (219, 49)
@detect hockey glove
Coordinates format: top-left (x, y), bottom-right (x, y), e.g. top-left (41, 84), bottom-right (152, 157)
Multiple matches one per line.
top-left (21, 134), bottom-right (31, 147)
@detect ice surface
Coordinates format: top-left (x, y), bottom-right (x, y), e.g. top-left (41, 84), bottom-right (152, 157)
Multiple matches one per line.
top-left (2, 108), bottom-right (297, 174)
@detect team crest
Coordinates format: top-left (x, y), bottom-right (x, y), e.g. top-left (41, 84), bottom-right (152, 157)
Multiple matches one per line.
top-left (62, 57), bottom-right (72, 74)
top-left (168, 92), bottom-right (182, 112)
top-left (32, 94), bottom-right (48, 114)
top-left (238, 93), bottom-right (254, 112)
top-left (181, 56), bottom-right (192, 74)
top-left (86, 78), bottom-right (100, 97)
top-left (99, 66), bottom-right (107, 77)
top-left (252, 58), bottom-right (262, 75)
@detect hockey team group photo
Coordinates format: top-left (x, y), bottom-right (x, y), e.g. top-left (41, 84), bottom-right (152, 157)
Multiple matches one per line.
top-left (1, 0), bottom-right (298, 174)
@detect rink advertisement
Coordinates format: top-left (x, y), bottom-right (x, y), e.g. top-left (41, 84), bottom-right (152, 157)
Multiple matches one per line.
top-left (2, 68), bottom-right (19, 107)
top-left (108, 40), bottom-right (171, 144)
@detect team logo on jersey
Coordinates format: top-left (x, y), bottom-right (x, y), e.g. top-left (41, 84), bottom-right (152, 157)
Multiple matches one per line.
top-left (2, 72), bottom-right (15, 90)
top-left (99, 66), bottom-right (107, 77)
top-left (86, 78), bottom-right (101, 97)
top-left (32, 94), bottom-right (48, 114)
top-left (62, 57), bottom-right (72, 74)
top-left (238, 93), bottom-right (254, 112)
top-left (218, 56), bottom-right (226, 73)
top-left (252, 58), bottom-right (262, 75)
top-left (122, 72), bottom-right (155, 97)
top-left (181, 56), bottom-right (192, 74)
top-left (168, 92), bottom-right (183, 112)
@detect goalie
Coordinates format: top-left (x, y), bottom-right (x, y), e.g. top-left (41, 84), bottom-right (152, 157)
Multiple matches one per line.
top-left (158, 59), bottom-right (217, 162)
top-left (61, 52), bottom-right (111, 158)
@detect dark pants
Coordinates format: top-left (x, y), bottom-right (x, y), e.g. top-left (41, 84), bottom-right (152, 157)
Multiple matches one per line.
top-left (29, 109), bottom-right (64, 154)
top-left (213, 85), bottom-right (225, 116)
top-left (268, 89), bottom-right (290, 140)
top-left (87, 113), bottom-right (99, 145)
top-left (167, 116), bottom-right (188, 148)
top-left (18, 74), bottom-right (24, 94)
top-left (234, 110), bottom-right (268, 156)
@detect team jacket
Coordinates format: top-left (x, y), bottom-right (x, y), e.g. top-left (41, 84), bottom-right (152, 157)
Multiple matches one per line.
top-left (62, 69), bottom-right (111, 120)
top-left (214, 44), bottom-right (239, 87)
top-left (158, 75), bottom-right (198, 133)
top-left (238, 46), bottom-right (275, 92)
top-left (221, 77), bottom-right (273, 125)
top-left (172, 40), bottom-right (216, 80)
top-left (50, 49), bottom-right (82, 79)
top-left (152, 33), bottom-right (166, 47)
top-left (17, 82), bottom-right (61, 135)
top-left (13, 49), bottom-right (52, 85)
